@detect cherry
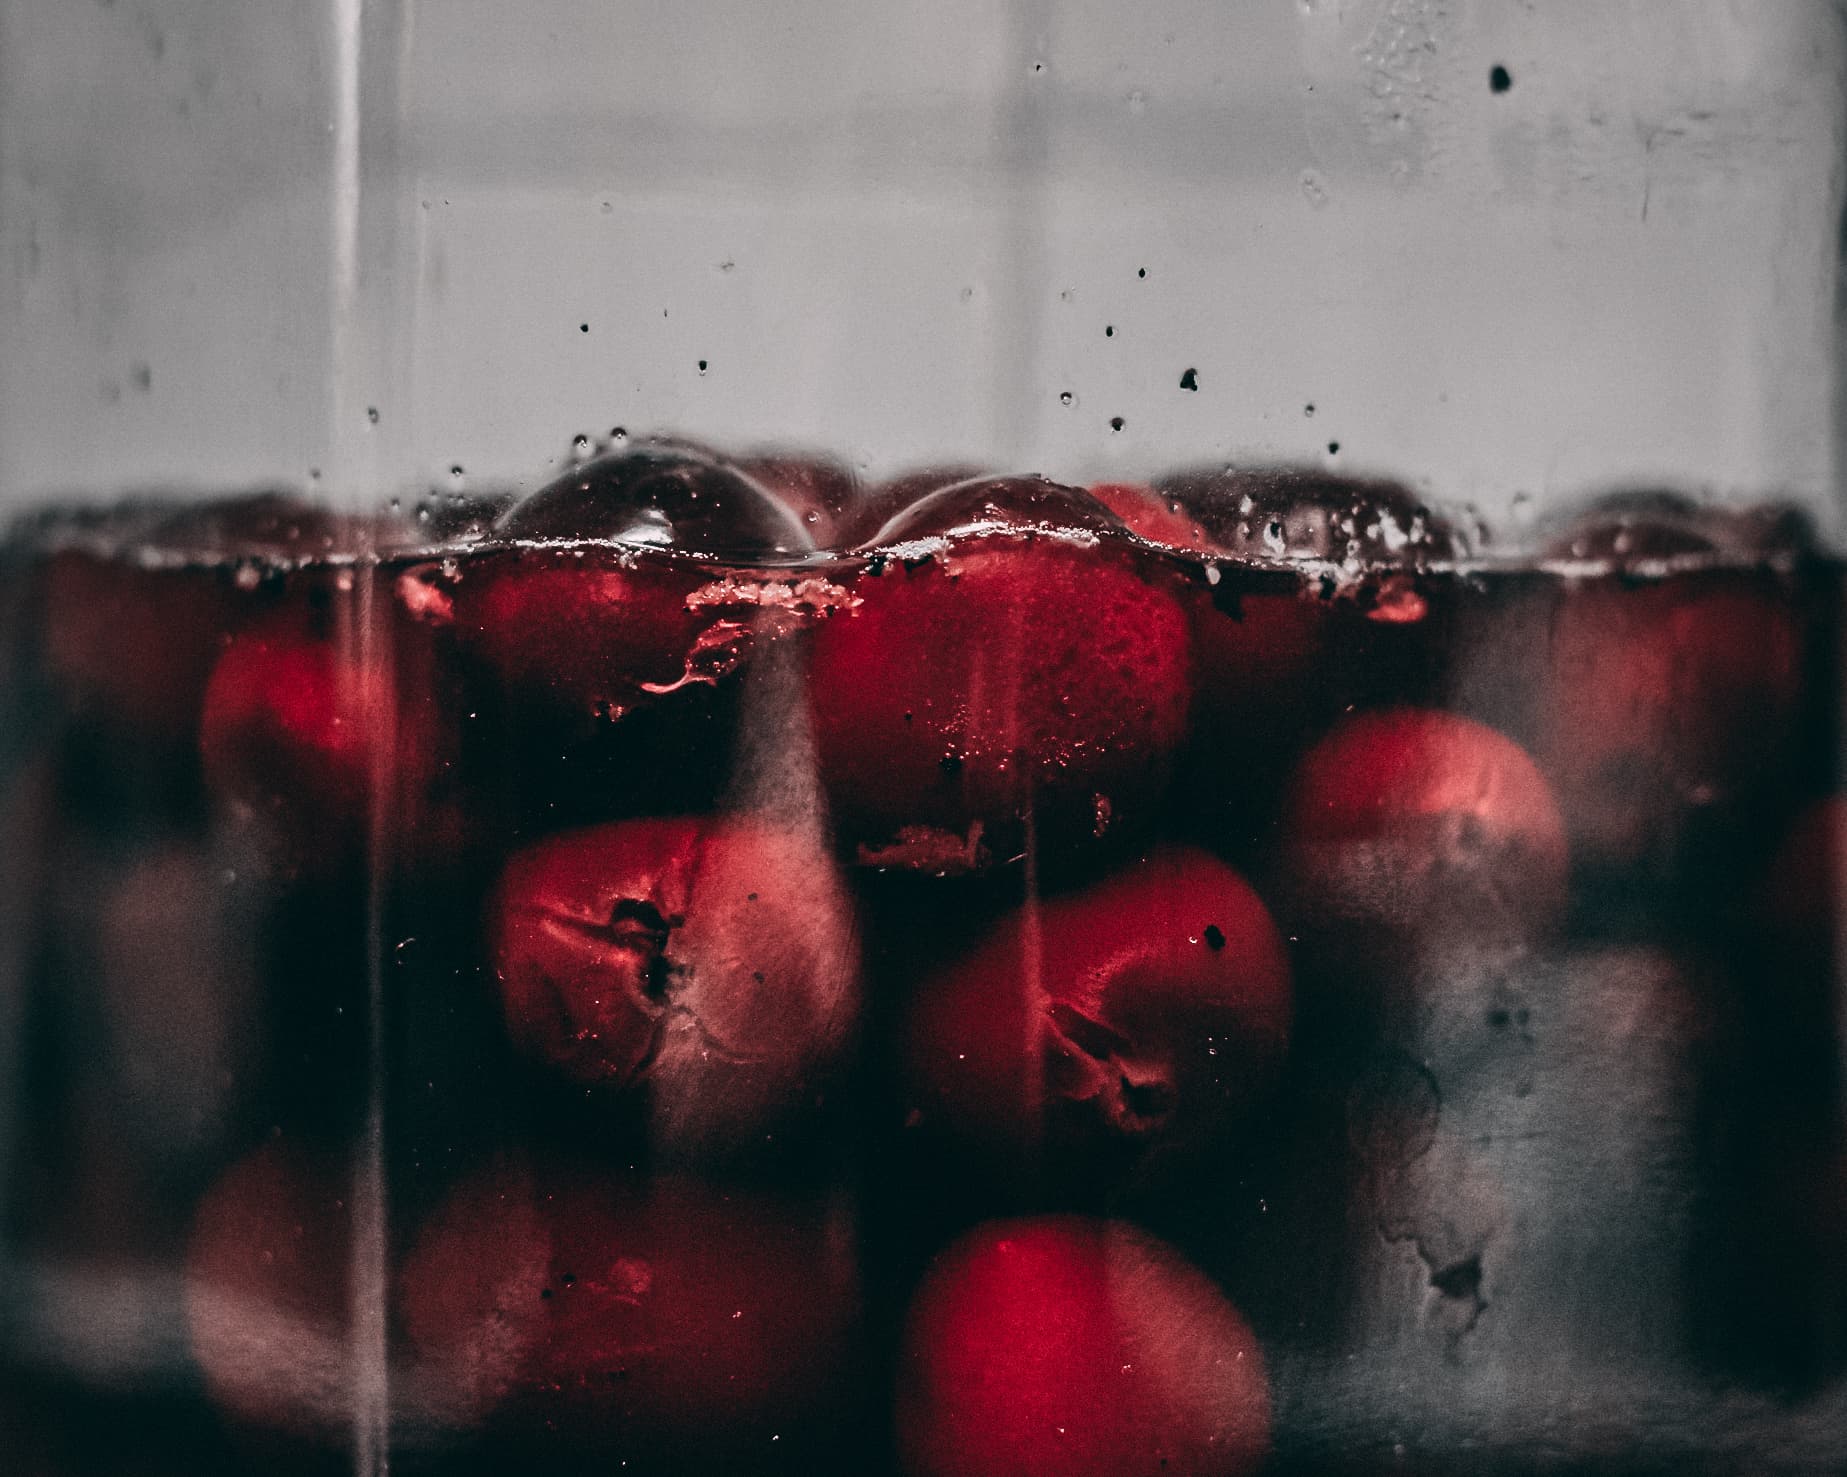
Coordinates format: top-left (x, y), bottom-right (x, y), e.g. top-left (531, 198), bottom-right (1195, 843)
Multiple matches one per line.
top-left (904, 847), bottom-right (1291, 1176)
top-left (1278, 708), bottom-right (1569, 972)
top-left (1152, 464), bottom-right (1459, 566)
top-left (398, 1155), bottom-right (860, 1465)
top-left (183, 1140), bottom-right (355, 1440)
top-left (42, 549), bottom-right (237, 745)
top-left (843, 464), bottom-right (994, 545)
top-left (1497, 493), bottom-right (1812, 883)
top-left (895, 1216), bottom-right (1270, 1477)
top-left (488, 815), bottom-right (860, 1155)
top-left (198, 588), bottom-right (449, 872)
top-left (734, 448), bottom-right (860, 546)
top-left (809, 477), bottom-right (1191, 872)
top-left (495, 442), bottom-right (814, 558)
top-left (451, 446), bottom-right (846, 734)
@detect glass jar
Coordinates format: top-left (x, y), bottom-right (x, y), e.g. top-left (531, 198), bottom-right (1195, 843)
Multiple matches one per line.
top-left (2, 3), bottom-right (1844, 1473)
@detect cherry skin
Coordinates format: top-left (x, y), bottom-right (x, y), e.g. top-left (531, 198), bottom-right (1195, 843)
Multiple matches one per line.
top-left (198, 594), bottom-right (447, 871)
top-left (397, 1156), bottom-right (861, 1467)
top-left (904, 847), bottom-right (1291, 1176)
top-left (488, 814), bottom-right (860, 1155)
top-left (42, 550), bottom-right (237, 744)
top-left (1278, 708), bottom-right (1569, 971)
top-left (895, 1216), bottom-right (1271, 1477)
top-left (809, 476), bottom-right (1192, 872)
top-left (452, 445), bottom-right (835, 730)
top-left (1522, 493), bottom-right (1809, 879)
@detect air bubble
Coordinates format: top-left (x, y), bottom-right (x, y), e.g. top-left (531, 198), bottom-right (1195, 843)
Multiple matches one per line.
top-left (1059, 391), bottom-right (1075, 407)
top-left (366, 407), bottom-right (379, 425)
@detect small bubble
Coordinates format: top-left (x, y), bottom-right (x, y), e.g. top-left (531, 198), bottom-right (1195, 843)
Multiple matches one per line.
top-left (600, 200), bottom-right (613, 214)
top-left (1299, 168), bottom-right (1330, 208)
top-left (1327, 441), bottom-right (1341, 455)
top-left (571, 434), bottom-right (593, 461)
top-left (1304, 403), bottom-right (1316, 417)
top-left (610, 426), bottom-right (628, 444)
top-left (1179, 367), bottom-right (1198, 392)
top-left (1059, 391), bottom-right (1075, 406)
top-left (697, 359), bottom-right (708, 374)
top-left (1104, 325), bottom-right (1115, 338)
top-left (366, 406), bottom-right (379, 424)
top-left (1031, 61), bottom-right (1044, 74)
top-left (1109, 416), bottom-right (1125, 432)
top-left (309, 467), bottom-right (322, 482)
top-left (580, 323), bottom-right (590, 333)
top-left (1137, 267), bottom-right (1147, 279)
top-left (1490, 64), bottom-right (1512, 94)
top-left (1127, 89), bottom-right (1147, 114)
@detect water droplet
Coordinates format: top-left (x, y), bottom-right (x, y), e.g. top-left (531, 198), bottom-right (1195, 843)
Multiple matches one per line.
top-left (1137, 267), bottom-right (1147, 279)
top-left (580, 322), bottom-right (590, 333)
top-left (1304, 403), bottom-right (1315, 418)
top-left (1109, 416), bottom-right (1125, 432)
top-left (571, 433), bottom-right (593, 459)
top-left (697, 359), bottom-right (709, 374)
top-left (1327, 441), bottom-right (1341, 456)
top-left (610, 426), bottom-right (628, 444)
top-left (1104, 325), bottom-right (1115, 338)
top-left (1263, 520), bottom-right (1287, 555)
top-left (1059, 391), bottom-right (1075, 407)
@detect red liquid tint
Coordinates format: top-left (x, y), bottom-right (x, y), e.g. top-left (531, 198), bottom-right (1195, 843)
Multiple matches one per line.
top-left (0, 461), bottom-right (1840, 1475)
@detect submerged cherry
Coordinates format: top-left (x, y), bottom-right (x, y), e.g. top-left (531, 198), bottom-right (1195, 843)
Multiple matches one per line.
top-left (488, 815), bottom-right (860, 1154)
top-left (809, 476), bottom-right (1191, 872)
top-left (1279, 707), bottom-right (1569, 973)
top-left (896, 1216), bottom-right (1271, 1477)
top-left (398, 1156), bottom-right (861, 1466)
top-left (904, 847), bottom-right (1290, 1175)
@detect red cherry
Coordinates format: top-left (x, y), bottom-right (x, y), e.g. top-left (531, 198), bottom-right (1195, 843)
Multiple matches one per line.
top-left (488, 815), bottom-right (859, 1154)
top-left (895, 1216), bottom-right (1270, 1477)
top-left (1532, 578), bottom-right (1803, 877)
top-left (43, 551), bottom-right (236, 743)
top-left (184, 1141), bottom-right (354, 1439)
top-left (452, 548), bottom-right (710, 719)
top-left (198, 595), bottom-right (447, 870)
top-left (1279, 708), bottom-right (1569, 965)
top-left (398, 1156), bottom-right (860, 1463)
top-left (904, 847), bottom-right (1290, 1171)
top-left (1512, 494), bottom-right (1812, 880)
top-left (1088, 481), bottom-right (1215, 552)
top-left (734, 448), bottom-right (860, 547)
top-left (843, 464), bottom-right (993, 545)
top-left (810, 478), bottom-right (1191, 872)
